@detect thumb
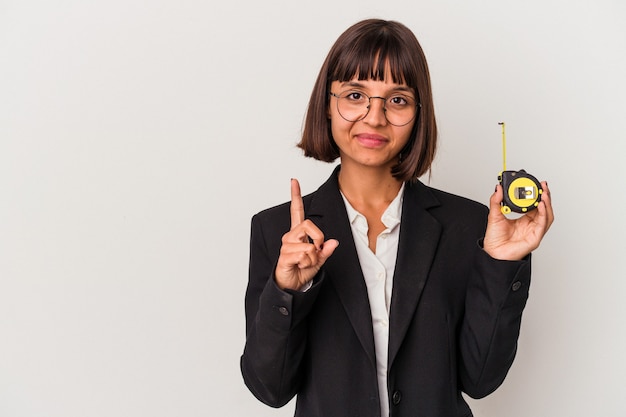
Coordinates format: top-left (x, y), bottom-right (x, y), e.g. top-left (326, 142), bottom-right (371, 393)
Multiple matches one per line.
top-left (489, 185), bottom-right (505, 219)
top-left (318, 239), bottom-right (339, 264)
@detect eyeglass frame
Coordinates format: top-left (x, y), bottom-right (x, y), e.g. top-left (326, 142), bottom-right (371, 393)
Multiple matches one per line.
top-left (328, 91), bottom-right (421, 127)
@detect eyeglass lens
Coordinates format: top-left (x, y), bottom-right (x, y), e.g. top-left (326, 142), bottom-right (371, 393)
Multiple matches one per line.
top-left (333, 91), bottom-right (417, 126)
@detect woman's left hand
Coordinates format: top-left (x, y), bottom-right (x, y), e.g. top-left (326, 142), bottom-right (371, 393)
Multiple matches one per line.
top-left (483, 181), bottom-right (554, 261)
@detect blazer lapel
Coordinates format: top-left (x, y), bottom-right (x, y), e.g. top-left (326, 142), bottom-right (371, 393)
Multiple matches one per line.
top-left (388, 181), bottom-right (442, 367)
top-left (306, 167), bottom-right (377, 367)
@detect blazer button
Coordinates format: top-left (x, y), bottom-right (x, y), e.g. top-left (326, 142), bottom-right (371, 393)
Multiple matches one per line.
top-left (511, 281), bottom-right (522, 291)
top-left (277, 306), bottom-right (289, 316)
top-left (392, 390), bottom-right (402, 405)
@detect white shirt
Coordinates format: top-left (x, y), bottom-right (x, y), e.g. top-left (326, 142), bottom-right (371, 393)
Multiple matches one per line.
top-left (340, 184), bottom-right (404, 417)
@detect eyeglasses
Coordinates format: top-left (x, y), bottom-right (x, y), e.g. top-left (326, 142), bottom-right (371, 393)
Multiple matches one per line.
top-left (329, 90), bottom-right (420, 127)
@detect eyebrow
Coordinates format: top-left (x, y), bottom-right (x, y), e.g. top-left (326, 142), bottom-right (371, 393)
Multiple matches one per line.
top-left (339, 81), bottom-right (415, 95)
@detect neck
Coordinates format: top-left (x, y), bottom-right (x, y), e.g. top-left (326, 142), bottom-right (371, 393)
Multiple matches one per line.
top-left (338, 164), bottom-right (403, 206)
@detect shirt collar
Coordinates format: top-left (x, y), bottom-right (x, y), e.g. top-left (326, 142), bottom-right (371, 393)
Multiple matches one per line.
top-left (341, 183), bottom-right (405, 230)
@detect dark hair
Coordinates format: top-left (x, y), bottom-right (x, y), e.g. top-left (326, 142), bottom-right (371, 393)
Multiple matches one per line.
top-left (298, 19), bottom-right (437, 181)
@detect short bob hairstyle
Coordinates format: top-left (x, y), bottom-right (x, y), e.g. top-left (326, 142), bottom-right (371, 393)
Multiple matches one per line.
top-left (298, 19), bottom-right (437, 182)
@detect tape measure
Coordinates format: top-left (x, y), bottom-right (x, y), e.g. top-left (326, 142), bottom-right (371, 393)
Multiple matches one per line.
top-left (497, 122), bottom-right (543, 214)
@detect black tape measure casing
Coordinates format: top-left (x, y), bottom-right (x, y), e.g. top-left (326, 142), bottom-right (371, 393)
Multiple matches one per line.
top-left (498, 169), bottom-right (543, 214)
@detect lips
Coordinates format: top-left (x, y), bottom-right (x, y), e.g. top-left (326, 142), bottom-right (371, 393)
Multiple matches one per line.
top-left (356, 133), bottom-right (388, 148)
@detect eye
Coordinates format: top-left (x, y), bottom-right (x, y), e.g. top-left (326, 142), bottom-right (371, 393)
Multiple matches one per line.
top-left (388, 95), bottom-right (410, 107)
top-left (343, 91), bottom-right (366, 102)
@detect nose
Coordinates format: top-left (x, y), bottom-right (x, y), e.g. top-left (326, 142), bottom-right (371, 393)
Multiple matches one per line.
top-left (364, 96), bottom-right (387, 126)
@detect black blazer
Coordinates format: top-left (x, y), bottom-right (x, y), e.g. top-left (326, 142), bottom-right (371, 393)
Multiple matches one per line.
top-left (242, 167), bottom-right (531, 417)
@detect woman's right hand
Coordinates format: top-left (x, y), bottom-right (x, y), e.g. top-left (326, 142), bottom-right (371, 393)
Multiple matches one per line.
top-left (274, 179), bottom-right (339, 291)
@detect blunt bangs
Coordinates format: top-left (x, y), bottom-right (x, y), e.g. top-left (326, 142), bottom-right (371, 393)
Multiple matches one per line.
top-left (328, 23), bottom-right (420, 95)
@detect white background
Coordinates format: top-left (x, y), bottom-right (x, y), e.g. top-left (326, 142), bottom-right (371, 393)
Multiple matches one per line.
top-left (1, 0), bottom-right (625, 416)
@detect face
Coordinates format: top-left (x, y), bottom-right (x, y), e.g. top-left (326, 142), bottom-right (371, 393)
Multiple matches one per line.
top-left (328, 77), bottom-right (416, 174)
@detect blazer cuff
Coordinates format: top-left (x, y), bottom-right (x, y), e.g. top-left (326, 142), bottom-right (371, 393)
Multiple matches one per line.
top-left (474, 241), bottom-right (532, 307)
top-left (258, 270), bottom-right (325, 331)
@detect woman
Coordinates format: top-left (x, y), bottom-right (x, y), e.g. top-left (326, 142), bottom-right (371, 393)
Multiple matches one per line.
top-left (241, 19), bottom-right (553, 417)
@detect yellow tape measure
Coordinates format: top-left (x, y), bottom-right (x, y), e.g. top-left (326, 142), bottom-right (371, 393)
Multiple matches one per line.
top-left (497, 122), bottom-right (543, 214)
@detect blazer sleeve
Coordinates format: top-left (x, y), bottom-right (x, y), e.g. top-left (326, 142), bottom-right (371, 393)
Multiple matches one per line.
top-left (240, 212), bottom-right (322, 408)
top-left (458, 245), bottom-right (531, 399)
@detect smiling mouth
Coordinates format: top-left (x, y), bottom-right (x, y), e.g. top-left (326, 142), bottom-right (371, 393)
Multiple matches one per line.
top-left (356, 134), bottom-right (388, 147)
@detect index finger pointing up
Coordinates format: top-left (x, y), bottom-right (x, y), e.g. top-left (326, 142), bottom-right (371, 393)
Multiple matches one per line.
top-left (290, 178), bottom-right (305, 229)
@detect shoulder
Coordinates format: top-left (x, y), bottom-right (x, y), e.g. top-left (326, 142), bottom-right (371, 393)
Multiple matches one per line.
top-left (406, 181), bottom-right (489, 227)
top-left (428, 186), bottom-right (487, 214)
top-left (251, 200), bottom-right (290, 240)
top-left (252, 168), bottom-right (340, 229)
top-left (252, 192), bottom-right (316, 220)
top-left (253, 200), bottom-right (290, 221)
top-left (251, 192), bottom-right (317, 237)
top-left (408, 180), bottom-right (486, 211)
